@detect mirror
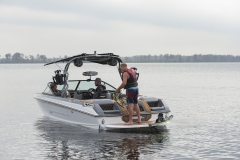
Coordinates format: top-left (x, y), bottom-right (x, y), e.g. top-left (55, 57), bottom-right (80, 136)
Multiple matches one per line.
top-left (82, 71), bottom-right (98, 76)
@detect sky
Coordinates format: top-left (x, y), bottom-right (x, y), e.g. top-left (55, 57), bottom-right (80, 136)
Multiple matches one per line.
top-left (0, 0), bottom-right (240, 57)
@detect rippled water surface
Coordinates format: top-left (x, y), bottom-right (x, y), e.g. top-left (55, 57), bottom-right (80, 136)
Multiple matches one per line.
top-left (0, 63), bottom-right (240, 159)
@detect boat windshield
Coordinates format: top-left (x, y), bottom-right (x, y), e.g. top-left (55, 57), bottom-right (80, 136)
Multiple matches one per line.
top-left (53, 81), bottom-right (79, 91)
top-left (43, 86), bottom-right (53, 94)
top-left (76, 80), bottom-right (115, 91)
top-left (68, 81), bottom-right (79, 90)
top-left (77, 81), bottom-right (94, 90)
top-left (43, 80), bottom-right (115, 94)
top-left (102, 81), bottom-right (116, 91)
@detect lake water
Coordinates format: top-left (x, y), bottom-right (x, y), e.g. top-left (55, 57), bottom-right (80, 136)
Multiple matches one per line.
top-left (0, 63), bottom-right (240, 159)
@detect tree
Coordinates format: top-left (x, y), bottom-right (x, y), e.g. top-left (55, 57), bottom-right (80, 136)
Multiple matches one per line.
top-left (24, 55), bottom-right (29, 62)
top-left (5, 53), bottom-right (11, 61)
top-left (39, 55), bottom-right (47, 62)
top-left (36, 54), bottom-right (40, 61)
top-left (12, 52), bottom-right (24, 62)
top-left (29, 55), bottom-right (35, 62)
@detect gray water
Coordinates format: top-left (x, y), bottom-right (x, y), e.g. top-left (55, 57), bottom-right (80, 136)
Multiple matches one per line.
top-left (0, 63), bottom-right (240, 160)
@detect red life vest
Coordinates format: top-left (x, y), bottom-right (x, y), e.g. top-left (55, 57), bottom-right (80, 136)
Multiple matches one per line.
top-left (122, 69), bottom-right (138, 89)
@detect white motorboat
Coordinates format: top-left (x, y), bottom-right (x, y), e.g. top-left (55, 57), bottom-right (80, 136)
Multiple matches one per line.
top-left (34, 52), bottom-right (173, 131)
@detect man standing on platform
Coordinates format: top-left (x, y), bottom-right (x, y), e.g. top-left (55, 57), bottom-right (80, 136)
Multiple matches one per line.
top-left (116, 63), bottom-right (141, 124)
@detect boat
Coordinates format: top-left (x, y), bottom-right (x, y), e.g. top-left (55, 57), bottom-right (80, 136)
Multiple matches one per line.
top-left (34, 51), bottom-right (173, 131)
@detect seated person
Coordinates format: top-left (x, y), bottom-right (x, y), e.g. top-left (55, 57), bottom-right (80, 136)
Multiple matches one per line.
top-left (50, 83), bottom-right (73, 97)
top-left (50, 83), bottom-right (62, 96)
top-left (93, 78), bottom-right (106, 99)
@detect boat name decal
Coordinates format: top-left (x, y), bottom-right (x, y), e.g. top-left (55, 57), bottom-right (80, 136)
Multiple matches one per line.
top-left (50, 110), bottom-right (70, 117)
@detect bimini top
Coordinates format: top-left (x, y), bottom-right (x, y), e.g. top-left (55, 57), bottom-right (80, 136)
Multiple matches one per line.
top-left (44, 52), bottom-right (122, 67)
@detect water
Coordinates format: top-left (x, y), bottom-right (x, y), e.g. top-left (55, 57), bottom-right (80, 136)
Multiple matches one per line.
top-left (0, 63), bottom-right (240, 159)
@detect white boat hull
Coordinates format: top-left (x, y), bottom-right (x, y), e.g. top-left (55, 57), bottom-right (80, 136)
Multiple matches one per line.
top-left (34, 94), bottom-right (168, 130)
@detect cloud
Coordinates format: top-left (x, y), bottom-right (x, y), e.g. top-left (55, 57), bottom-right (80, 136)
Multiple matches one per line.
top-left (1, 0), bottom-right (240, 32)
top-left (0, 0), bottom-right (240, 56)
top-left (0, 5), bottom-right (110, 30)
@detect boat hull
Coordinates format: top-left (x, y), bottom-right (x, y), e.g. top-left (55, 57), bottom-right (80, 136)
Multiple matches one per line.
top-left (34, 94), bottom-right (169, 130)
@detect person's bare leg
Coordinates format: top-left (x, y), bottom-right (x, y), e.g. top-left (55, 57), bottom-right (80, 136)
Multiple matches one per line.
top-left (133, 107), bottom-right (136, 115)
top-left (134, 104), bottom-right (141, 123)
top-left (126, 103), bottom-right (133, 124)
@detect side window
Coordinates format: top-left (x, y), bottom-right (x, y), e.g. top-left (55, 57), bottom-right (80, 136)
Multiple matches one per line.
top-left (43, 86), bottom-right (53, 94)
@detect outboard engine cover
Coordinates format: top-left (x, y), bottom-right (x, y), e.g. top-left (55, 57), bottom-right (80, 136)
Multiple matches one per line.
top-left (53, 70), bottom-right (66, 85)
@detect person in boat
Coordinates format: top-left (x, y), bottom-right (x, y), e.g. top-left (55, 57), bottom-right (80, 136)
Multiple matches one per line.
top-left (50, 83), bottom-right (73, 97)
top-left (115, 63), bottom-right (141, 125)
top-left (93, 78), bottom-right (106, 99)
top-left (50, 83), bottom-right (62, 96)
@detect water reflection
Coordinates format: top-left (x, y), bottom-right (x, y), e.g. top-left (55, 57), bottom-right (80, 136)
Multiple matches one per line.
top-left (35, 117), bottom-right (170, 159)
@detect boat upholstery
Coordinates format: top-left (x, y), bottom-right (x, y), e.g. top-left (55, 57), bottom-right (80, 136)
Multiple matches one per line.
top-left (139, 97), bottom-right (165, 111)
top-left (92, 99), bottom-right (122, 116)
top-left (74, 91), bottom-right (82, 99)
top-left (138, 100), bottom-right (152, 121)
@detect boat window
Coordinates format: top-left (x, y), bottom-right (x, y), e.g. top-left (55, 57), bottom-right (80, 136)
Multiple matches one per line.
top-left (68, 81), bottom-right (79, 90)
top-left (77, 81), bottom-right (95, 91)
top-left (77, 80), bottom-right (116, 91)
top-left (56, 84), bottom-right (64, 90)
top-left (102, 82), bottom-right (116, 91)
top-left (43, 86), bottom-right (53, 94)
top-left (54, 81), bottom-right (79, 91)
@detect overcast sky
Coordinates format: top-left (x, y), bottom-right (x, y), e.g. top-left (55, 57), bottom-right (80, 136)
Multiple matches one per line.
top-left (0, 0), bottom-right (240, 57)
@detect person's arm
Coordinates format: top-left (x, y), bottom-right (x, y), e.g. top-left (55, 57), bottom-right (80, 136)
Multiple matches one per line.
top-left (116, 72), bottom-right (128, 93)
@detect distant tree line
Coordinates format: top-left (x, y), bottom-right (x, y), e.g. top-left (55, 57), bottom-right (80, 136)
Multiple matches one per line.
top-left (0, 52), bottom-right (240, 63)
top-left (0, 52), bottom-right (67, 63)
top-left (121, 54), bottom-right (240, 62)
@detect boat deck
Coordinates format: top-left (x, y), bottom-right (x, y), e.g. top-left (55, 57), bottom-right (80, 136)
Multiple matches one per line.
top-left (105, 121), bottom-right (157, 129)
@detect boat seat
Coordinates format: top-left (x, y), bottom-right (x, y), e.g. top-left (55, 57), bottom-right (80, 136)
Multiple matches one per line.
top-left (93, 101), bottom-right (122, 116)
top-left (74, 91), bottom-right (82, 99)
top-left (139, 97), bottom-right (165, 111)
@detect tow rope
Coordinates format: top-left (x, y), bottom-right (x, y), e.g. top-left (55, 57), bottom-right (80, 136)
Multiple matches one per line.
top-left (112, 92), bottom-right (129, 119)
top-left (112, 92), bottom-right (127, 109)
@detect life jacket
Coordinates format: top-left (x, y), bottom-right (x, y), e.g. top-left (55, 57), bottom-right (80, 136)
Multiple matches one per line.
top-left (122, 69), bottom-right (138, 89)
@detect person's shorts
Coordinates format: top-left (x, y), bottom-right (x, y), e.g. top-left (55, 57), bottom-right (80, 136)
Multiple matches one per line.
top-left (126, 87), bottom-right (139, 104)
